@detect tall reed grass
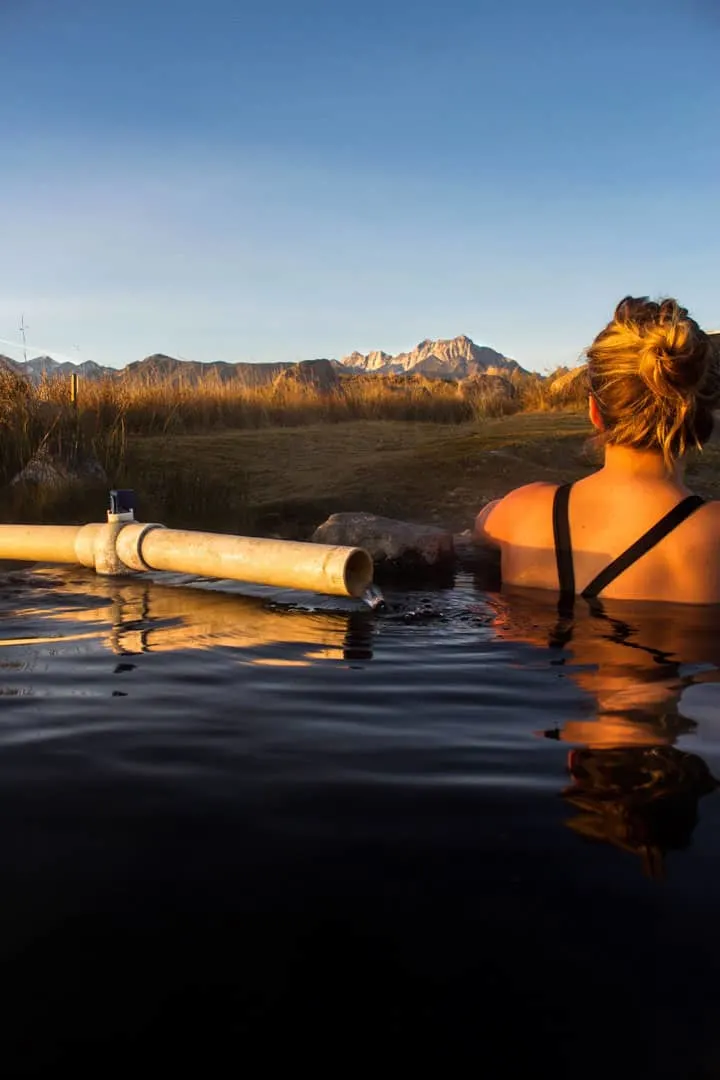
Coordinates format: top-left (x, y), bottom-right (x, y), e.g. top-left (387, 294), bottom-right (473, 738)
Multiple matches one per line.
top-left (0, 363), bottom-right (588, 528)
top-left (0, 364), bottom-right (583, 481)
top-left (0, 368), bottom-right (127, 486)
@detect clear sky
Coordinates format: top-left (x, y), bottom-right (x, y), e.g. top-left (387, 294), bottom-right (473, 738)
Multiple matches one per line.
top-left (0, 0), bottom-right (718, 371)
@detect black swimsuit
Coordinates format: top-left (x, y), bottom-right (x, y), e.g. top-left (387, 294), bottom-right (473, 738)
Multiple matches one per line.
top-left (552, 482), bottom-right (705, 602)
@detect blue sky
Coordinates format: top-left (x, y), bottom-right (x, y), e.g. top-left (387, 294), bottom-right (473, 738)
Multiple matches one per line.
top-left (0, 0), bottom-right (718, 371)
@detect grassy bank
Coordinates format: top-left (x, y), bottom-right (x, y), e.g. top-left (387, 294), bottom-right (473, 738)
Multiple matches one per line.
top-left (11, 411), bottom-right (720, 538)
top-left (126, 413), bottom-right (720, 537)
top-left (1, 406), bottom-right (590, 532)
top-left (3, 369), bottom-right (719, 537)
top-left (119, 413), bottom-right (596, 536)
top-left (0, 365), bottom-right (579, 530)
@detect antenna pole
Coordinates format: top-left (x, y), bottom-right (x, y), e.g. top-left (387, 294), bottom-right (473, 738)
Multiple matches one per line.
top-left (18, 314), bottom-right (29, 363)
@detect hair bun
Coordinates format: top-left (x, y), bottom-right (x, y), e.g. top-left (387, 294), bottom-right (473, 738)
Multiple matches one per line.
top-left (614, 296), bottom-right (710, 399)
top-left (587, 295), bottom-right (717, 466)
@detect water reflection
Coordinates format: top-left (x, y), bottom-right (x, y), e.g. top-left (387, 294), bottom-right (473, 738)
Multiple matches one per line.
top-left (563, 743), bottom-right (717, 878)
top-left (3, 565), bottom-right (720, 880)
top-left (0, 568), bottom-right (377, 665)
top-left (490, 587), bottom-right (720, 876)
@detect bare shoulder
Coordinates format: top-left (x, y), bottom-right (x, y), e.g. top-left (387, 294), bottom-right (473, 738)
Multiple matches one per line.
top-left (689, 498), bottom-right (720, 535)
top-left (476, 481), bottom-right (558, 543)
top-left (673, 498), bottom-right (720, 602)
top-left (670, 498), bottom-right (720, 571)
top-left (494, 481), bottom-right (557, 507)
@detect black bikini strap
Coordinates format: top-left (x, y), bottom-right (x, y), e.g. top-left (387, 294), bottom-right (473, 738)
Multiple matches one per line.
top-left (553, 483), bottom-right (575, 599)
top-left (581, 495), bottom-right (705, 600)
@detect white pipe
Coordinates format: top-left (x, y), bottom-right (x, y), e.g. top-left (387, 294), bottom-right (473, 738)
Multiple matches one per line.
top-left (0, 519), bottom-right (373, 598)
top-left (0, 524), bottom-right (102, 567)
top-left (121, 522), bottom-right (373, 597)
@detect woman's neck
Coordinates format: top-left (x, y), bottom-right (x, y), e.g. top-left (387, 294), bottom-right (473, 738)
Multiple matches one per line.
top-left (601, 444), bottom-right (686, 484)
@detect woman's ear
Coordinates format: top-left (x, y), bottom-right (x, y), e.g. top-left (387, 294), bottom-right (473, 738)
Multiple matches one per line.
top-left (588, 394), bottom-right (605, 431)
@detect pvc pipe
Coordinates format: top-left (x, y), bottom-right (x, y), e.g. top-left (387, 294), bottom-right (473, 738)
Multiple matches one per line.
top-left (0, 519), bottom-right (373, 599)
top-left (0, 524), bottom-right (102, 567)
top-left (129, 526), bottom-right (373, 598)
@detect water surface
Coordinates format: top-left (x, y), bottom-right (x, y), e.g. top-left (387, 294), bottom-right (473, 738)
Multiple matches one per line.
top-left (2, 566), bottom-right (720, 1076)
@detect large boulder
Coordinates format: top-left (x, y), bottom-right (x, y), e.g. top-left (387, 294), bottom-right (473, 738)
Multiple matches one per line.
top-left (312, 512), bottom-right (454, 570)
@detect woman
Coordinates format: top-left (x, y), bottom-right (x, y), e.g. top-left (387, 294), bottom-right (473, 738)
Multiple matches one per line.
top-left (474, 297), bottom-right (720, 604)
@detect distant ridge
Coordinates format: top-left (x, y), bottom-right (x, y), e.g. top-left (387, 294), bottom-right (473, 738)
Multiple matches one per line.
top-left (0, 334), bottom-right (526, 386)
top-left (0, 352), bottom-right (294, 387)
top-left (3, 331), bottom-right (716, 388)
top-left (122, 354), bottom-right (293, 387)
top-left (0, 353), bottom-right (117, 380)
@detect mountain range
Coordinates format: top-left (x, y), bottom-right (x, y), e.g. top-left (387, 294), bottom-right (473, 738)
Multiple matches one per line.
top-left (0, 335), bottom-right (523, 387)
top-left (343, 335), bottom-right (522, 379)
top-left (0, 354), bottom-right (115, 381)
top-left (3, 331), bottom-right (717, 389)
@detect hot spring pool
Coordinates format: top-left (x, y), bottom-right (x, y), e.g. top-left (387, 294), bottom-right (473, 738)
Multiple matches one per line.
top-left (1, 565), bottom-right (720, 1076)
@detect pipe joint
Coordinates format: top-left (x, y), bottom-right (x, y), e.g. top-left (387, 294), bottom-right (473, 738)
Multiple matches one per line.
top-left (115, 522), bottom-right (166, 572)
top-left (72, 520), bottom-right (167, 576)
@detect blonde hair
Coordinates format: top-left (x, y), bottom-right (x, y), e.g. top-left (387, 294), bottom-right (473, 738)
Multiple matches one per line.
top-left (587, 297), bottom-right (720, 468)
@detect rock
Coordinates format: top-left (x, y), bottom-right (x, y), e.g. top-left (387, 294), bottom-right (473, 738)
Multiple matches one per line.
top-left (12, 445), bottom-right (107, 487)
top-left (311, 512), bottom-right (454, 570)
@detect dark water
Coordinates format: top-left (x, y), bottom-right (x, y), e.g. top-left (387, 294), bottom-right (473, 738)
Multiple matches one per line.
top-left (2, 566), bottom-right (720, 1076)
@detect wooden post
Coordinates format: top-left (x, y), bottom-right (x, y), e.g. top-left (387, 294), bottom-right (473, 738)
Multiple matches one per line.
top-left (70, 372), bottom-right (80, 463)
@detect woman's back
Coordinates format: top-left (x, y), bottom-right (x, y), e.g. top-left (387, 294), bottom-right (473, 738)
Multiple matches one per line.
top-left (475, 297), bottom-right (720, 605)
top-left (482, 465), bottom-right (720, 604)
